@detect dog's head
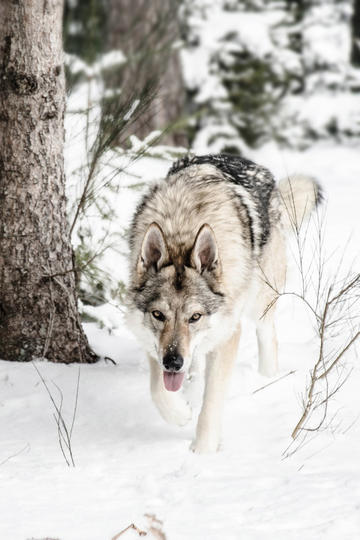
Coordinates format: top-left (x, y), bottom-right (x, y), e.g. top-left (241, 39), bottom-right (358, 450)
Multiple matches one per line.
top-left (128, 222), bottom-right (225, 391)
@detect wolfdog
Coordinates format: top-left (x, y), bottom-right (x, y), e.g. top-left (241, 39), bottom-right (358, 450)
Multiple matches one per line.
top-left (126, 154), bottom-right (321, 453)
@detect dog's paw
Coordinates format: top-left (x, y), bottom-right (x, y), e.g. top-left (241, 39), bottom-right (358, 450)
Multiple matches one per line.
top-left (190, 435), bottom-right (220, 454)
top-left (258, 364), bottom-right (278, 378)
top-left (160, 400), bottom-right (192, 427)
top-left (258, 355), bottom-right (278, 378)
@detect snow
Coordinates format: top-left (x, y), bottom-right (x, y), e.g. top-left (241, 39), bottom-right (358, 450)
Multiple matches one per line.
top-left (2, 1), bottom-right (360, 537)
top-left (0, 142), bottom-right (359, 540)
top-left (1, 328), bottom-right (359, 540)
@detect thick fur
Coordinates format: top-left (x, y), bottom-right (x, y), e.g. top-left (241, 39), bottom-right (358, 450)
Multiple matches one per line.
top-left (126, 154), bottom-right (320, 453)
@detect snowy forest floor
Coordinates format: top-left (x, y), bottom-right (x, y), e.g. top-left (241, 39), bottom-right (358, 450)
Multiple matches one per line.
top-left (0, 142), bottom-right (359, 540)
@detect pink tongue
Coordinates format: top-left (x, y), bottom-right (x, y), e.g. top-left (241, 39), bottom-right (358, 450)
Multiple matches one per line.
top-left (163, 372), bottom-right (185, 392)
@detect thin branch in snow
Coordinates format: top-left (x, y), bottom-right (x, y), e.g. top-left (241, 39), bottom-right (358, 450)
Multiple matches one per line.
top-left (252, 370), bottom-right (297, 395)
top-left (70, 366), bottom-right (81, 438)
top-left (260, 186), bottom-right (359, 455)
top-left (145, 513), bottom-right (167, 540)
top-left (111, 523), bottom-right (147, 539)
top-left (32, 362), bottom-right (81, 467)
top-left (0, 443), bottom-right (30, 467)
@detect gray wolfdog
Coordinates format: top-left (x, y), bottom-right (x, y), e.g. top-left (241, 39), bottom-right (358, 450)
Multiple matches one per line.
top-left (126, 154), bottom-right (321, 453)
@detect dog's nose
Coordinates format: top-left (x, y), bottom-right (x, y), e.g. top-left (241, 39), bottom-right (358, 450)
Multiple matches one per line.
top-left (163, 352), bottom-right (183, 371)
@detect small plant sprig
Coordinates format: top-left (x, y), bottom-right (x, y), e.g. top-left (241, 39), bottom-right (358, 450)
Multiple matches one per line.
top-left (261, 181), bottom-right (359, 456)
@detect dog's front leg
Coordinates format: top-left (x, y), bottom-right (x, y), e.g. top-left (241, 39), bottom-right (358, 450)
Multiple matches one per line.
top-left (192, 325), bottom-right (241, 454)
top-left (148, 356), bottom-right (192, 427)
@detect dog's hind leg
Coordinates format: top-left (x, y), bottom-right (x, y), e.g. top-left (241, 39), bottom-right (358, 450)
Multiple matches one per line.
top-left (256, 311), bottom-right (278, 377)
top-left (254, 227), bottom-right (286, 377)
top-left (191, 325), bottom-right (241, 454)
top-left (148, 356), bottom-right (192, 427)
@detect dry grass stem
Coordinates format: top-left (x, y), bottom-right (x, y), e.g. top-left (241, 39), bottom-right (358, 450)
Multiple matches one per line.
top-left (32, 362), bottom-right (81, 467)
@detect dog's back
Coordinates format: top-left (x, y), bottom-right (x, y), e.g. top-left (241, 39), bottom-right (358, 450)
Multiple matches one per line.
top-left (129, 153), bottom-right (320, 299)
top-left (131, 155), bottom-right (273, 296)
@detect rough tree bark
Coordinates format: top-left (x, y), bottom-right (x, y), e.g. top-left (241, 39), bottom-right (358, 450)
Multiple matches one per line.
top-left (106, 0), bottom-right (187, 146)
top-left (0, 0), bottom-right (95, 363)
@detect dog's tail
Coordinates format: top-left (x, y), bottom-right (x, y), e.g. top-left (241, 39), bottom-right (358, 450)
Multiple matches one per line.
top-left (278, 174), bottom-right (323, 230)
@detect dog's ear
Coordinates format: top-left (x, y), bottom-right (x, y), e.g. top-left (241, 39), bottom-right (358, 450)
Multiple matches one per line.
top-left (191, 224), bottom-right (218, 274)
top-left (138, 222), bottom-right (168, 273)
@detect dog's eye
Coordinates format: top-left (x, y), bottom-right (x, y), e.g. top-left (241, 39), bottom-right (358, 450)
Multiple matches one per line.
top-left (189, 313), bottom-right (202, 323)
top-left (152, 310), bottom-right (165, 322)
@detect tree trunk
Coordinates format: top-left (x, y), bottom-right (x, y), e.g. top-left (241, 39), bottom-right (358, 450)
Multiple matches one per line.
top-left (0, 0), bottom-right (95, 363)
top-left (106, 0), bottom-right (188, 146)
top-left (351, 0), bottom-right (360, 67)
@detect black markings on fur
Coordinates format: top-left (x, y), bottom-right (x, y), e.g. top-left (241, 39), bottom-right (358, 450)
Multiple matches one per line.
top-left (314, 181), bottom-right (324, 207)
top-left (205, 281), bottom-right (225, 301)
top-left (168, 154), bottom-right (249, 176)
top-left (232, 193), bottom-right (254, 248)
top-left (131, 264), bottom-right (225, 316)
top-left (168, 154), bottom-right (276, 249)
top-left (132, 284), bottom-right (161, 313)
top-left (193, 273), bottom-right (225, 314)
top-left (173, 265), bottom-right (185, 291)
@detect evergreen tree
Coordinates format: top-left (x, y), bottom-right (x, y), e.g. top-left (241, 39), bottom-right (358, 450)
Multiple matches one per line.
top-left (182, 0), bottom-right (357, 151)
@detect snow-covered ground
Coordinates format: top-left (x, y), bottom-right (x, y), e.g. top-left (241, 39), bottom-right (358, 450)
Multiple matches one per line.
top-left (0, 143), bottom-right (359, 540)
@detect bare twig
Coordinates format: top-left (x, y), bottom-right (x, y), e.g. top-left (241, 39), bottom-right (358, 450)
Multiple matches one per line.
top-left (0, 443), bottom-right (30, 467)
top-left (52, 381), bottom-right (76, 466)
top-left (145, 514), bottom-right (167, 540)
top-left (318, 332), bottom-right (359, 381)
top-left (262, 184), bottom-right (359, 453)
top-left (253, 370), bottom-right (296, 394)
top-left (111, 524), bottom-right (147, 539)
top-left (70, 366), bottom-right (81, 437)
top-left (32, 362), bottom-right (81, 467)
